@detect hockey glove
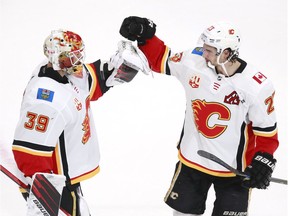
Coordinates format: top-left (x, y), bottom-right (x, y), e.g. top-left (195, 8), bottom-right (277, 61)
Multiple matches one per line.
top-left (106, 40), bottom-right (151, 86)
top-left (242, 152), bottom-right (276, 189)
top-left (100, 61), bottom-right (115, 80)
top-left (119, 16), bottom-right (156, 45)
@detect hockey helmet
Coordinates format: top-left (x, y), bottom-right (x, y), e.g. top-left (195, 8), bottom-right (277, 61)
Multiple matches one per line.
top-left (199, 22), bottom-right (241, 55)
top-left (43, 29), bottom-right (85, 74)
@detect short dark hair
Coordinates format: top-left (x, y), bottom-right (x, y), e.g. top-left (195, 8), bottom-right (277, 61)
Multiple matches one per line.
top-left (226, 48), bottom-right (239, 63)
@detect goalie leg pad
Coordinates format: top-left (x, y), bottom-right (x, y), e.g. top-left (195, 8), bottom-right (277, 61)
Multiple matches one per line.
top-left (26, 173), bottom-right (65, 216)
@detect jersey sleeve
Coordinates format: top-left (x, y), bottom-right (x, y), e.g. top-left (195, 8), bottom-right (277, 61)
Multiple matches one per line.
top-left (138, 36), bottom-right (170, 73)
top-left (138, 36), bottom-right (197, 80)
top-left (12, 90), bottom-right (68, 177)
top-left (84, 60), bottom-right (112, 101)
top-left (248, 79), bottom-right (279, 155)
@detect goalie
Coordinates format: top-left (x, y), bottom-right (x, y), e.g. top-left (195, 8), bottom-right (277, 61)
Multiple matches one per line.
top-left (11, 29), bottom-right (145, 215)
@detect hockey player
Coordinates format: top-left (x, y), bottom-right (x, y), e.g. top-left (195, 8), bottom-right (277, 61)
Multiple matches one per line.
top-left (119, 17), bottom-right (279, 216)
top-left (12, 29), bottom-right (143, 215)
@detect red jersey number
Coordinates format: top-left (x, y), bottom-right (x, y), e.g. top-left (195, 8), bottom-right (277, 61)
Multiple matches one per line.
top-left (24, 112), bottom-right (49, 133)
top-left (265, 91), bottom-right (275, 115)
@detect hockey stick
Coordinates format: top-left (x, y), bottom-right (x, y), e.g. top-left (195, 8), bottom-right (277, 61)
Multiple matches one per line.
top-left (0, 164), bottom-right (29, 190)
top-left (197, 150), bottom-right (288, 185)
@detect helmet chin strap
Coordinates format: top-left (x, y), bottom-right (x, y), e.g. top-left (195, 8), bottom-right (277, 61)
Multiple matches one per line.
top-left (216, 50), bottom-right (235, 77)
top-left (217, 50), bottom-right (236, 77)
top-left (216, 50), bottom-right (246, 104)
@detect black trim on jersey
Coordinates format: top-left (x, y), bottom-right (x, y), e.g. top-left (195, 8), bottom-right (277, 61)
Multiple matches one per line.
top-left (85, 60), bottom-right (111, 94)
top-left (13, 140), bottom-right (55, 152)
top-left (166, 50), bottom-right (172, 75)
top-left (83, 64), bottom-right (93, 90)
top-left (236, 122), bottom-right (247, 171)
top-left (177, 126), bottom-right (184, 150)
top-left (252, 123), bottom-right (277, 132)
top-left (59, 131), bottom-right (71, 186)
top-left (177, 114), bottom-right (186, 150)
top-left (38, 65), bottom-right (69, 84)
top-left (215, 58), bottom-right (247, 77)
top-left (235, 58), bottom-right (247, 74)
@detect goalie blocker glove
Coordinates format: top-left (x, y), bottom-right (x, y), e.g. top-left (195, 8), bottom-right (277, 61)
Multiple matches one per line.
top-left (106, 40), bottom-right (151, 86)
top-left (242, 152), bottom-right (276, 189)
top-left (119, 16), bottom-right (156, 45)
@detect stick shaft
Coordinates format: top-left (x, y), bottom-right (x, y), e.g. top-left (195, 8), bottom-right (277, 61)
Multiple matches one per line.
top-left (197, 150), bottom-right (287, 185)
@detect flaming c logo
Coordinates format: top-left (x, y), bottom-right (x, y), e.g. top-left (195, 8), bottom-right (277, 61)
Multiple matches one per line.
top-left (192, 100), bottom-right (231, 138)
top-left (82, 96), bottom-right (91, 144)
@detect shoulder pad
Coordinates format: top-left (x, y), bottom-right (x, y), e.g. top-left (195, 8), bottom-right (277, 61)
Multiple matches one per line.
top-left (191, 47), bottom-right (203, 56)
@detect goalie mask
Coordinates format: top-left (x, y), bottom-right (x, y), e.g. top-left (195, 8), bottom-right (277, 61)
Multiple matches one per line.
top-left (43, 29), bottom-right (85, 75)
top-left (199, 22), bottom-right (241, 56)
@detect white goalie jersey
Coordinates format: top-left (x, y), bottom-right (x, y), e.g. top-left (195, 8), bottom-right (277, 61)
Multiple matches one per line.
top-left (12, 60), bottom-right (111, 185)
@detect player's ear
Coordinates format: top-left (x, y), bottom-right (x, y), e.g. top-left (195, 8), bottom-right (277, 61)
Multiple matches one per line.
top-left (223, 49), bottom-right (230, 57)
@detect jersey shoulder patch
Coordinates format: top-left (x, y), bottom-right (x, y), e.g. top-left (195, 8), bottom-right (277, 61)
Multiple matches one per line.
top-left (252, 72), bottom-right (267, 84)
top-left (191, 47), bottom-right (204, 56)
top-left (36, 88), bottom-right (55, 102)
top-left (170, 52), bottom-right (184, 63)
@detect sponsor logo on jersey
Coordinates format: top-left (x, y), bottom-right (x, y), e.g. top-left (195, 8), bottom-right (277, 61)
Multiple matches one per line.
top-left (37, 88), bottom-right (54, 102)
top-left (224, 91), bottom-right (240, 105)
top-left (170, 52), bottom-right (183, 62)
top-left (252, 72), bottom-right (267, 84)
top-left (189, 76), bottom-right (200, 88)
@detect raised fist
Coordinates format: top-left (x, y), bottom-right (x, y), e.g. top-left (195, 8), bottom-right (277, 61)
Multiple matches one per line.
top-left (119, 16), bottom-right (156, 45)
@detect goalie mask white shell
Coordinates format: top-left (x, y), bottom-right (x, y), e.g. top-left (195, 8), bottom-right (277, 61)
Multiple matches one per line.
top-left (43, 29), bottom-right (86, 74)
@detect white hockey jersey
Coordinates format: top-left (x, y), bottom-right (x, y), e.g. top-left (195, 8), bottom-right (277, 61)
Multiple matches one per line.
top-left (139, 36), bottom-right (279, 177)
top-left (12, 60), bottom-right (111, 185)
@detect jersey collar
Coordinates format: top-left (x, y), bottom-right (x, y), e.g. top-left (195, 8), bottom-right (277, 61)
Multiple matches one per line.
top-left (38, 65), bottom-right (69, 84)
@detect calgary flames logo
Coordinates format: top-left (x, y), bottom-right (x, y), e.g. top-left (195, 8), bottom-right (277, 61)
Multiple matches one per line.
top-left (192, 100), bottom-right (231, 138)
top-left (82, 96), bottom-right (91, 144)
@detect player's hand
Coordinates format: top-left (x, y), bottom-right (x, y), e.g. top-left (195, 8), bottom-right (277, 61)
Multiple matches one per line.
top-left (242, 152), bottom-right (276, 189)
top-left (119, 16), bottom-right (156, 45)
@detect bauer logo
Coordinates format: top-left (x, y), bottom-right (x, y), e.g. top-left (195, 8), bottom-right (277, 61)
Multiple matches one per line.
top-left (223, 211), bottom-right (247, 215)
top-left (37, 88), bottom-right (54, 102)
